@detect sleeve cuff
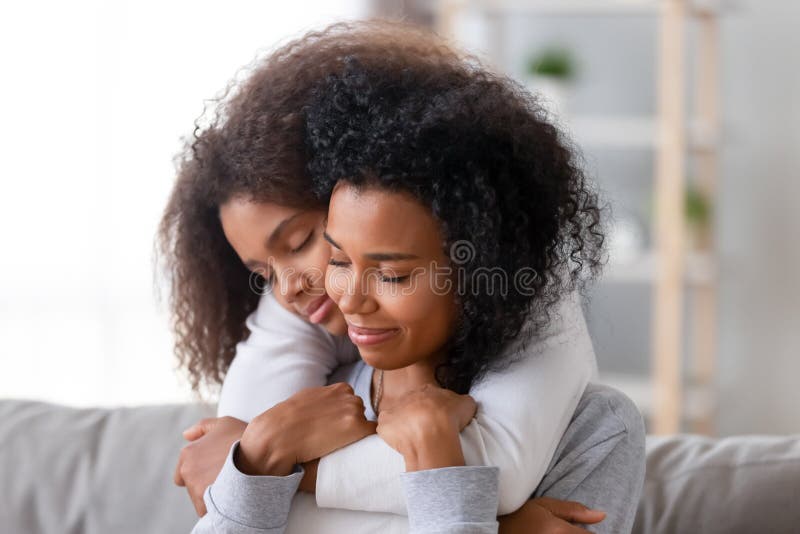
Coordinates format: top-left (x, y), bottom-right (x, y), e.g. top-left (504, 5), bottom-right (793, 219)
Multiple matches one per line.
top-left (206, 441), bottom-right (303, 530)
top-left (401, 465), bottom-right (499, 532)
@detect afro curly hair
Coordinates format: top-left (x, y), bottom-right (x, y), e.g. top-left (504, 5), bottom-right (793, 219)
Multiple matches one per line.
top-left (305, 56), bottom-right (607, 393)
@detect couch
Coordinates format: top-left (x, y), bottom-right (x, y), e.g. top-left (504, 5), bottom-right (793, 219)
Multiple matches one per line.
top-left (1, 399), bottom-right (797, 534)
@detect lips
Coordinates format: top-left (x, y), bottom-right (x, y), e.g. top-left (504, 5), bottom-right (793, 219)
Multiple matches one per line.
top-left (305, 295), bottom-right (335, 324)
top-left (347, 324), bottom-right (400, 346)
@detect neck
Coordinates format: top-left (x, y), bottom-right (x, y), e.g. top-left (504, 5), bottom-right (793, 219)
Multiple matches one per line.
top-left (374, 352), bottom-right (445, 410)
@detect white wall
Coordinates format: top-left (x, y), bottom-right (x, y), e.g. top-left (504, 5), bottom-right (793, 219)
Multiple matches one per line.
top-left (0, 1), bottom-right (366, 406)
top-left (715, 0), bottom-right (800, 435)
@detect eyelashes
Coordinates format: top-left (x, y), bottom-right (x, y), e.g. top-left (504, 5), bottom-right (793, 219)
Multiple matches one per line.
top-left (290, 231), bottom-right (314, 253)
top-left (328, 259), bottom-right (410, 283)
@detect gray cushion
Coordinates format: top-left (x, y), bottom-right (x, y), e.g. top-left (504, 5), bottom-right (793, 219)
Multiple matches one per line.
top-left (634, 434), bottom-right (800, 534)
top-left (0, 399), bottom-right (213, 534)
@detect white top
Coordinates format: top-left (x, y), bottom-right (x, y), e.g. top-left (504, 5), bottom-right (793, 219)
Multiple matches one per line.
top-left (218, 290), bottom-right (598, 515)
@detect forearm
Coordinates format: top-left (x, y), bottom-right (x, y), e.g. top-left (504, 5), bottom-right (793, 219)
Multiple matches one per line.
top-left (532, 384), bottom-right (646, 534)
top-left (217, 293), bottom-right (343, 422)
top-left (193, 442), bottom-right (303, 534)
top-left (403, 466), bottom-right (500, 534)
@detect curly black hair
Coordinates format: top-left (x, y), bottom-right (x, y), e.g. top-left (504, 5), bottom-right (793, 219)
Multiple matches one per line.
top-left (158, 20), bottom-right (471, 393)
top-left (305, 57), bottom-right (606, 394)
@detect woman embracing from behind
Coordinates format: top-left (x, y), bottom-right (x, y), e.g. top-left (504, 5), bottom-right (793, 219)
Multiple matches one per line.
top-left (185, 22), bottom-right (645, 534)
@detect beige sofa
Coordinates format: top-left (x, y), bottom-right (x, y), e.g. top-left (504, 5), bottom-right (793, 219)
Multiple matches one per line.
top-left (1, 399), bottom-right (797, 534)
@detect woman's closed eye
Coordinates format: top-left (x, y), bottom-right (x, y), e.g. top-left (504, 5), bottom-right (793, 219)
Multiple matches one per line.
top-left (328, 259), bottom-right (409, 283)
top-left (289, 230), bottom-right (314, 253)
top-left (379, 270), bottom-right (410, 283)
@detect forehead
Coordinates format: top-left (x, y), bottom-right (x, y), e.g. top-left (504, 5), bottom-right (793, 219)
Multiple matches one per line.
top-left (219, 197), bottom-right (314, 256)
top-left (219, 197), bottom-right (299, 228)
top-left (327, 184), bottom-right (444, 255)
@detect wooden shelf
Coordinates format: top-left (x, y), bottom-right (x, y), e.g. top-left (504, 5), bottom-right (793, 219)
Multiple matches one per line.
top-left (603, 250), bottom-right (716, 285)
top-left (476, 0), bottom-right (660, 16)
top-left (599, 372), bottom-right (715, 421)
top-left (565, 115), bottom-right (718, 150)
top-left (467, 0), bottom-right (726, 16)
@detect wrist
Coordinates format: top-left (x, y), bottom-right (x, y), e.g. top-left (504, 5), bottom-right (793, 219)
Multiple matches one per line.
top-left (235, 437), bottom-right (295, 477)
top-left (400, 423), bottom-right (464, 472)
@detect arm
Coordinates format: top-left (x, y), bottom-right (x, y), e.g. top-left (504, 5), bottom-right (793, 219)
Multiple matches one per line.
top-left (316, 291), bottom-right (597, 515)
top-left (192, 442), bottom-right (304, 534)
top-left (178, 292), bottom-right (357, 515)
top-left (377, 384), bottom-right (499, 533)
top-left (403, 466), bottom-right (499, 534)
top-left (217, 292), bottom-right (357, 423)
top-left (194, 382), bottom-right (376, 533)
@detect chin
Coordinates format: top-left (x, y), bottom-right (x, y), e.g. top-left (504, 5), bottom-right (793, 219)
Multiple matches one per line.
top-left (322, 315), bottom-right (348, 337)
top-left (357, 348), bottom-right (408, 371)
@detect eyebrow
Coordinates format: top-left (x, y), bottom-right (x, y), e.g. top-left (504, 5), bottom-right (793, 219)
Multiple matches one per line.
top-left (323, 231), bottom-right (419, 261)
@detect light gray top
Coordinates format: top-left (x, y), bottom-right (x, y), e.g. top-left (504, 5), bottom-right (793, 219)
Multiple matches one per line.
top-left (192, 360), bottom-right (500, 533)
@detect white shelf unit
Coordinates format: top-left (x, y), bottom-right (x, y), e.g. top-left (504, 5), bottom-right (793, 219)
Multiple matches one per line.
top-left (437, 0), bottom-right (722, 434)
top-left (566, 115), bottom-right (718, 150)
top-left (604, 251), bottom-right (715, 286)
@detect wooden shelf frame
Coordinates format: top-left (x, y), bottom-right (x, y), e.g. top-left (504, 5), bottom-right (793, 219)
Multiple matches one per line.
top-left (437, 0), bottom-right (722, 435)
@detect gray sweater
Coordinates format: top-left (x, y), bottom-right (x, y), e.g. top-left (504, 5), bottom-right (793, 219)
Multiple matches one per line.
top-left (191, 360), bottom-right (500, 533)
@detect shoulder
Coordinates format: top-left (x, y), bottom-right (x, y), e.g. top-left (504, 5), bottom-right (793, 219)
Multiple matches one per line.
top-left (327, 360), bottom-right (368, 388)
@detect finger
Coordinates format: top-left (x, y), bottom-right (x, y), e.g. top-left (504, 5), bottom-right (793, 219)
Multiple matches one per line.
top-left (173, 459), bottom-right (185, 487)
top-left (183, 417), bottom-right (216, 441)
top-left (455, 394), bottom-right (478, 430)
top-left (464, 395), bottom-right (478, 424)
top-left (190, 489), bottom-right (207, 517)
top-left (182, 424), bottom-right (205, 441)
top-left (462, 394), bottom-right (477, 418)
top-left (363, 420), bottom-right (378, 435)
top-left (535, 497), bottom-right (606, 524)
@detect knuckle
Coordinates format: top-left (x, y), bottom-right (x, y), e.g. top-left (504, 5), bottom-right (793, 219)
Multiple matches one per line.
top-left (331, 382), bottom-right (353, 394)
top-left (342, 412), bottom-right (362, 426)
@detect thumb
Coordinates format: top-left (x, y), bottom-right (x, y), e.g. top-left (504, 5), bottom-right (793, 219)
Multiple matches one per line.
top-left (457, 394), bottom-right (477, 430)
top-left (182, 417), bottom-right (218, 441)
top-left (363, 420), bottom-right (378, 435)
top-left (534, 497), bottom-right (606, 524)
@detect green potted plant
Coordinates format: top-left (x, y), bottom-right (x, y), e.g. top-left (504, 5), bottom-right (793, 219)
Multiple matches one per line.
top-left (685, 183), bottom-right (712, 250)
top-left (525, 45), bottom-right (578, 118)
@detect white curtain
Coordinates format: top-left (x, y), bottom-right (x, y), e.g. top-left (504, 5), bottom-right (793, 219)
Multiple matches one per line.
top-left (0, 0), bottom-right (367, 406)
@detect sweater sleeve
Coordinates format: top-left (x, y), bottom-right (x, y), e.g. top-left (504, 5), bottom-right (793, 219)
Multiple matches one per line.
top-left (315, 291), bottom-right (596, 515)
top-left (402, 466), bottom-right (499, 534)
top-left (217, 292), bottom-right (357, 423)
top-left (191, 442), bottom-right (304, 534)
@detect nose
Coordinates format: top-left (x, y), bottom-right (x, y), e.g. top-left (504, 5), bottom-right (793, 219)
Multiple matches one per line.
top-left (328, 266), bottom-right (376, 315)
top-left (276, 264), bottom-right (312, 304)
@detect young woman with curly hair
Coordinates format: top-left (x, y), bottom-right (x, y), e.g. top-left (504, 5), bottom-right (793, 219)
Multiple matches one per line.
top-left (163, 21), bottom-right (644, 534)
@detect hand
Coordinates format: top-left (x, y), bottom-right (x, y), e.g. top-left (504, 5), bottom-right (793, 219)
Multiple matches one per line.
top-left (376, 384), bottom-right (476, 471)
top-left (499, 497), bottom-right (606, 533)
top-left (173, 416), bottom-right (247, 516)
top-left (237, 383), bottom-right (377, 477)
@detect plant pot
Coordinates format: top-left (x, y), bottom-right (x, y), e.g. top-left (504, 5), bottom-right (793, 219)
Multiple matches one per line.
top-left (526, 75), bottom-right (571, 119)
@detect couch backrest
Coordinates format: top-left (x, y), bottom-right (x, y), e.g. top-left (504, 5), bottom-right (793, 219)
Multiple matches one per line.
top-left (0, 399), bottom-right (213, 534)
top-left (2, 399), bottom-right (798, 534)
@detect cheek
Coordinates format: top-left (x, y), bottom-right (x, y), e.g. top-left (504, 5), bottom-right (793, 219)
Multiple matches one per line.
top-left (383, 282), bottom-right (455, 344)
top-left (300, 236), bottom-right (332, 284)
top-left (325, 265), bottom-right (344, 303)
